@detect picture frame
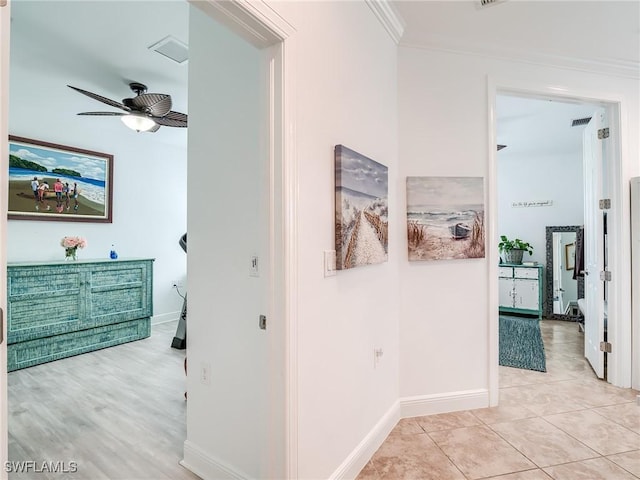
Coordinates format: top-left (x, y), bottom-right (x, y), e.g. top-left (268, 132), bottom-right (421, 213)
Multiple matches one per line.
top-left (8, 136), bottom-right (113, 223)
top-left (406, 176), bottom-right (485, 261)
top-left (565, 242), bottom-right (576, 270)
top-left (335, 145), bottom-right (388, 270)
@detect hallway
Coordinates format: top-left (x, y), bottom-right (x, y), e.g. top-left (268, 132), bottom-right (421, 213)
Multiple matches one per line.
top-left (357, 320), bottom-right (640, 479)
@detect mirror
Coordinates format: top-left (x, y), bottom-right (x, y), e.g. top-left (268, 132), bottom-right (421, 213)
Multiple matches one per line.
top-left (545, 226), bottom-right (584, 320)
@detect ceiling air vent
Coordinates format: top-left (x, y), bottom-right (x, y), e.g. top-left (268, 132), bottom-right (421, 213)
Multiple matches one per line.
top-left (571, 117), bottom-right (592, 127)
top-left (148, 35), bottom-right (188, 65)
top-left (497, 144), bottom-right (507, 151)
top-left (479, 0), bottom-right (508, 7)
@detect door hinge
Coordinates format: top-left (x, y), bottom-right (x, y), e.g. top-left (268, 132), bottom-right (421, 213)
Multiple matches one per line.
top-left (599, 198), bottom-right (611, 209)
top-left (0, 307), bottom-right (3, 345)
top-left (598, 127), bottom-right (610, 139)
top-left (600, 271), bottom-right (612, 281)
top-left (259, 314), bottom-right (267, 330)
top-left (600, 341), bottom-right (612, 353)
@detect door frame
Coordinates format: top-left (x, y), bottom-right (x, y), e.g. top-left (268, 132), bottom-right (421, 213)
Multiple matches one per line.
top-left (187, 1), bottom-right (298, 477)
top-left (0, 0), bottom-right (299, 478)
top-left (487, 76), bottom-right (633, 404)
top-left (0, 0), bottom-right (9, 476)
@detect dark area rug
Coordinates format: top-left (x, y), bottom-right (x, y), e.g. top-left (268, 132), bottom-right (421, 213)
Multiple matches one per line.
top-left (499, 315), bottom-right (547, 372)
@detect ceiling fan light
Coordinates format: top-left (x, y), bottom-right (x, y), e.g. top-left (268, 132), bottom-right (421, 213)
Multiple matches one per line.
top-left (121, 113), bottom-right (156, 132)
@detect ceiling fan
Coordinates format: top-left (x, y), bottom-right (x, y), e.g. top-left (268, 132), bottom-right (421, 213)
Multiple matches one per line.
top-left (68, 82), bottom-right (188, 133)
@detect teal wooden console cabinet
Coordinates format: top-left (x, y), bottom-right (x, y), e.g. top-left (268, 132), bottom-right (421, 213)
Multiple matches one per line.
top-left (7, 258), bottom-right (154, 371)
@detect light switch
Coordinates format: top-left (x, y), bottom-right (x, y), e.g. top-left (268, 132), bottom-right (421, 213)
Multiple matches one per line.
top-left (324, 250), bottom-right (336, 277)
top-left (250, 255), bottom-right (259, 277)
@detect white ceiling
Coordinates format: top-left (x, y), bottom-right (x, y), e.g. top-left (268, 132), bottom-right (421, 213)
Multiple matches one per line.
top-left (10, 1), bottom-right (189, 147)
top-left (390, 0), bottom-right (638, 158)
top-left (393, 1), bottom-right (640, 68)
top-left (9, 1), bottom-right (638, 156)
top-left (496, 95), bottom-right (601, 157)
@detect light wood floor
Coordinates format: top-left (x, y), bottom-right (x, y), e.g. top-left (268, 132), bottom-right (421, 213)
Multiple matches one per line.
top-left (8, 321), bottom-right (201, 480)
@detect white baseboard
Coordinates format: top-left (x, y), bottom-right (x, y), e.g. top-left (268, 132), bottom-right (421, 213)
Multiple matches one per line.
top-left (400, 389), bottom-right (489, 418)
top-left (329, 401), bottom-right (400, 480)
top-left (182, 440), bottom-right (250, 480)
top-left (151, 311), bottom-right (180, 325)
top-left (328, 390), bottom-right (488, 479)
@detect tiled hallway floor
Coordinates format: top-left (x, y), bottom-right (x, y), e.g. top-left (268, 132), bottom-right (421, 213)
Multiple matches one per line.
top-left (356, 320), bottom-right (640, 480)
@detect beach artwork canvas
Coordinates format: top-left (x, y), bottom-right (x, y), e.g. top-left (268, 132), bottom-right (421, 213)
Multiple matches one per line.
top-left (8, 136), bottom-right (113, 223)
top-left (335, 145), bottom-right (388, 270)
top-left (406, 176), bottom-right (485, 261)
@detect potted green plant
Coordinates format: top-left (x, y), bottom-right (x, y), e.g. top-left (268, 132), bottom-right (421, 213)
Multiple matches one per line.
top-left (499, 235), bottom-right (533, 265)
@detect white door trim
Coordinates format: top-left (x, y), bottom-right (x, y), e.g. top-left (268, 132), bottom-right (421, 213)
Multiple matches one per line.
top-left (188, 1), bottom-right (298, 477)
top-left (487, 75), bottom-right (633, 400)
top-left (0, 1), bottom-right (10, 477)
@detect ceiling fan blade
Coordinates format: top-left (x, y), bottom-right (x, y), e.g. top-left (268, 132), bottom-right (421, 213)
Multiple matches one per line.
top-left (147, 123), bottom-right (161, 133)
top-left (68, 85), bottom-right (130, 112)
top-left (131, 93), bottom-right (172, 117)
top-left (77, 111), bottom-right (126, 116)
top-left (153, 110), bottom-right (187, 128)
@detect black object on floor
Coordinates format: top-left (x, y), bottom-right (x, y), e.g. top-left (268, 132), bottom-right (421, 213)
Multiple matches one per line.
top-left (172, 233), bottom-right (187, 350)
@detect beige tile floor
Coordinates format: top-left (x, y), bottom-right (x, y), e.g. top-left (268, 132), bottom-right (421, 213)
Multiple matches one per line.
top-left (356, 320), bottom-right (640, 480)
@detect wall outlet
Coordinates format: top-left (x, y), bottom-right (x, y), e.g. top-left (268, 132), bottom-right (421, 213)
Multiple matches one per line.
top-left (200, 362), bottom-right (211, 385)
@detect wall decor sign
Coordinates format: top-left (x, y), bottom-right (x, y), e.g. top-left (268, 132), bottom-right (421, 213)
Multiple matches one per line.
top-left (511, 200), bottom-right (553, 208)
top-left (406, 176), bottom-right (485, 261)
top-left (8, 136), bottom-right (113, 223)
top-left (334, 145), bottom-right (388, 270)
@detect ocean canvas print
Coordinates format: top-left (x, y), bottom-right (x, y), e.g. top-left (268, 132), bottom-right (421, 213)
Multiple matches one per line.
top-left (8, 136), bottom-right (113, 222)
top-left (406, 176), bottom-right (485, 261)
top-left (335, 145), bottom-right (388, 270)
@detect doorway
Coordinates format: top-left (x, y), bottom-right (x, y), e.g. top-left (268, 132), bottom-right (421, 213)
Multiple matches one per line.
top-left (0, 1), bottom-right (293, 478)
top-left (4, 1), bottom-right (191, 477)
top-left (496, 92), bottom-right (605, 376)
top-left (490, 84), bottom-right (631, 403)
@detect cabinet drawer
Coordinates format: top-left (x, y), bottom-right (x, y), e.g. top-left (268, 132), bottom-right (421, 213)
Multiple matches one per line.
top-left (514, 267), bottom-right (538, 279)
top-left (498, 267), bottom-right (513, 278)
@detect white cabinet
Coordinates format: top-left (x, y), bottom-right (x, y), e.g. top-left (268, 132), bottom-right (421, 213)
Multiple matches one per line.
top-left (499, 264), bottom-right (543, 319)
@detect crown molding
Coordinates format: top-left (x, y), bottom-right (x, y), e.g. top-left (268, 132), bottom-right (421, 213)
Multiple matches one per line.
top-left (365, 0), bottom-right (405, 45)
top-left (190, 0), bottom-right (295, 48)
top-left (400, 38), bottom-right (640, 80)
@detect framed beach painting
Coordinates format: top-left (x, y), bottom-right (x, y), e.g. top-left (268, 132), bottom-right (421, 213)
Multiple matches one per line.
top-left (406, 176), bottom-right (485, 261)
top-left (8, 136), bottom-right (113, 223)
top-left (335, 145), bottom-right (388, 270)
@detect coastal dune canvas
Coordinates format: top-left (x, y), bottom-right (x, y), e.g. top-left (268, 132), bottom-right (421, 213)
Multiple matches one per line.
top-left (335, 145), bottom-right (388, 270)
top-left (406, 176), bottom-right (485, 261)
top-left (8, 136), bottom-right (113, 222)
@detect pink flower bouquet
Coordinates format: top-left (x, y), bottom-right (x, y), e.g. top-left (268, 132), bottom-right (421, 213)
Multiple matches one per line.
top-left (61, 236), bottom-right (87, 249)
top-left (61, 236), bottom-right (87, 260)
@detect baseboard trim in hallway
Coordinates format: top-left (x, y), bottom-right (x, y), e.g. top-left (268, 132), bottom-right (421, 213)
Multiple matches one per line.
top-left (399, 388), bottom-right (489, 419)
top-left (330, 401), bottom-right (400, 480)
top-left (182, 440), bottom-right (250, 480)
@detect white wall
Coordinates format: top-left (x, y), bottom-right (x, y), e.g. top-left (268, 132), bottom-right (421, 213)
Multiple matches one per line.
top-left (398, 46), bottom-right (639, 399)
top-left (185, 6), bottom-right (269, 479)
top-left (186, 2), bottom-right (400, 478)
top-left (498, 151), bottom-right (584, 266)
top-left (7, 3), bottom-right (187, 321)
top-left (272, 2), bottom-right (400, 478)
